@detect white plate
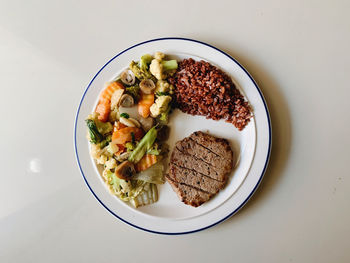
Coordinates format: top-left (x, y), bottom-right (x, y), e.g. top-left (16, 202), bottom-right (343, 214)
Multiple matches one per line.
top-left (74, 38), bottom-right (271, 234)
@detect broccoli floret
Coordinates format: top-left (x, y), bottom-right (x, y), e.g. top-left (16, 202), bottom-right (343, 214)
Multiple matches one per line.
top-left (125, 85), bottom-right (140, 102)
top-left (96, 121), bottom-right (113, 135)
top-left (98, 134), bottom-right (112, 148)
top-left (86, 119), bottom-right (103, 144)
top-left (162, 60), bottom-right (178, 71)
top-left (129, 61), bottom-right (143, 79)
top-left (129, 61), bottom-right (155, 81)
top-left (140, 54), bottom-right (153, 71)
top-left (157, 105), bottom-right (171, 125)
top-left (87, 112), bottom-right (113, 135)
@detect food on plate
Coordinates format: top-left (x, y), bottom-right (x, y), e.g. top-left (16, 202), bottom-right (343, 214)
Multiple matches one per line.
top-left (150, 95), bottom-right (172, 118)
top-left (95, 81), bottom-right (124, 122)
top-left (137, 93), bottom-right (154, 118)
top-left (149, 51), bottom-right (178, 80)
top-left (168, 58), bottom-right (252, 130)
top-left (86, 51), bottom-right (252, 208)
top-left (120, 69), bottom-right (136, 86)
top-left (86, 52), bottom-right (176, 208)
top-left (166, 131), bottom-right (233, 207)
top-left (139, 79), bottom-right (156, 94)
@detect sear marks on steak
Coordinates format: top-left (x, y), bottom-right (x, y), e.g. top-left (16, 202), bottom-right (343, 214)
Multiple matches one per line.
top-left (170, 149), bottom-right (224, 181)
top-left (168, 164), bottom-right (226, 195)
top-left (167, 177), bottom-right (211, 208)
top-left (189, 131), bottom-right (233, 159)
top-left (166, 131), bottom-right (234, 207)
top-left (175, 137), bottom-right (233, 175)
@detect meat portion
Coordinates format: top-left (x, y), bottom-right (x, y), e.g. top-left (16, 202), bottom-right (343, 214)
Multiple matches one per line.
top-left (175, 136), bottom-right (233, 177)
top-left (167, 177), bottom-right (211, 208)
top-left (189, 131), bottom-right (233, 160)
top-left (170, 149), bottom-right (225, 181)
top-left (167, 131), bottom-right (233, 207)
top-left (168, 164), bottom-right (226, 195)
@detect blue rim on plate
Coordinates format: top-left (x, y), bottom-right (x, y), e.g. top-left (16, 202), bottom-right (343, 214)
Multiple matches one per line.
top-left (74, 37), bottom-right (272, 235)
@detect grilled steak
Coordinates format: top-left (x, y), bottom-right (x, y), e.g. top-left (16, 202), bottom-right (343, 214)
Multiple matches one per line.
top-left (166, 131), bottom-right (233, 207)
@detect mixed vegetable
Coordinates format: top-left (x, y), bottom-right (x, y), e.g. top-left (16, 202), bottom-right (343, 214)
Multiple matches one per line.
top-left (86, 52), bottom-right (177, 207)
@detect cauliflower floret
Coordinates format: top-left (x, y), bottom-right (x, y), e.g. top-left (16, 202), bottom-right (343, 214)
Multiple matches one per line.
top-left (150, 59), bottom-right (164, 80)
top-left (149, 52), bottom-right (178, 80)
top-left (102, 168), bottom-right (110, 181)
top-left (105, 158), bottom-right (117, 170)
top-left (96, 154), bottom-right (108, 165)
top-left (150, 104), bottom-right (161, 118)
top-left (150, 95), bottom-right (172, 117)
top-left (87, 112), bottom-right (99, 120)
top-left (91, 144), bottom-right (112, 165)
top-left (154, 52), bottom-right (165, 60)
top-left (91, 144), bottom-right (102, 159)
top-left (156, 80), bottom-right (170, 93)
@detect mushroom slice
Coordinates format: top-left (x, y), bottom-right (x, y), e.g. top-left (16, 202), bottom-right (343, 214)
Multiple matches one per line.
top-left (120, 94), bottom-right (134, 107)
top-left (140, 79), bottom-right (156, 94)
top-left (120, 69), bottom-right (136, 86)
top-left (115, 161), bottom-right (135, 180)
top-left (138, 117), bottom-right (154, 131)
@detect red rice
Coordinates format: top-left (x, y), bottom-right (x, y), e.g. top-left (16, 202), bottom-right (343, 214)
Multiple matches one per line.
top-left (168, 58), bottom-right (252, 130)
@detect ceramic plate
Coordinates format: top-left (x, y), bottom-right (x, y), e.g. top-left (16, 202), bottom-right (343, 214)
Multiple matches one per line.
top-left (74, 38), bottom-right (271, 234)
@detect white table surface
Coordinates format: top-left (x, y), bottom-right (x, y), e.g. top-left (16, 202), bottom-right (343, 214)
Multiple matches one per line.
top-left (1, 0), bottom-right (349, 262)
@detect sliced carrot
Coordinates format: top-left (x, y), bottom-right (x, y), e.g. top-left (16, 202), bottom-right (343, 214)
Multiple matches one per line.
top-left (95, 99), bottom-right (110, 122)
top-left (114, 144), bottom-right (126, 156)
top-left (99, 81), bottom-right (124, 102)
top-left (135, 154), bottom-right (158, 172)
top-left (95, 82), bottom-right (125, 122)
top-left (138, 93), bottom-right (154, 118)
top-left (112, 127), bottom-right (144, 145)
